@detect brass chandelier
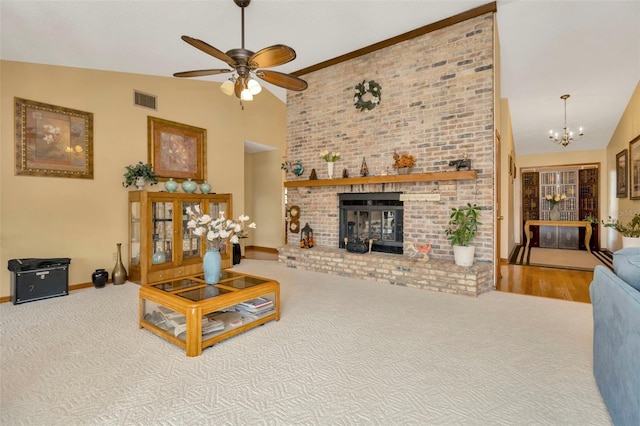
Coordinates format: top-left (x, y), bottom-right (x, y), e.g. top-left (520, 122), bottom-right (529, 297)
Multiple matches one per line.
top-left (549, 94), bottom-right (584, 147)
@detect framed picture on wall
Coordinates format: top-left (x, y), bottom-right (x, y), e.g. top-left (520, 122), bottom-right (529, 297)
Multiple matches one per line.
top-left (148, 116), bottom-right (206, 182)
top-left (630, 135), bottom-right (640, 200)
top-left (14, 97), bottom-right (94, 179)
top-left (616, 149), bottom-right (628, 198)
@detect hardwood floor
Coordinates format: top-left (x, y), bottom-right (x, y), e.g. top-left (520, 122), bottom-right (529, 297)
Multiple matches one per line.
top-left (242, 248), bottom-right (594, 303)
top-left (497, 261), bottom-right (593, 303)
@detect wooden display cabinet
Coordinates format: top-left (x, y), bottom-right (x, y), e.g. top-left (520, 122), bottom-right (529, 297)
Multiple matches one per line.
top-left (128, 191), bottom-right (233, 285)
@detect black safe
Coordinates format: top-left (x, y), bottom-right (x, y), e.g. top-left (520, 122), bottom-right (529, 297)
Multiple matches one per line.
top-left (8, 258), bottom-right (71, 305)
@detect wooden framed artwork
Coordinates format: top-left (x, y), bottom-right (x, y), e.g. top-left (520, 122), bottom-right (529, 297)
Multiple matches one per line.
top-left (630, 135), bottom-right (640, 200)
top-left (148, 116), bottom-right (206, 182)
top-left (616, 149), bottom-right (628, 198)
top-left (15, 97), bottom-right (93, 179)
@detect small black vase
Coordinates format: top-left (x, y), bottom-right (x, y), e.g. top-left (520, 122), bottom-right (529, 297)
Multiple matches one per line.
top-left (92, 269), bottom-right (108, 288)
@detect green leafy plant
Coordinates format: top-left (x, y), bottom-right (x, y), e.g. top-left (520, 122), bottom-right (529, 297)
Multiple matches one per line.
top-left (602, 214), bottom-right (640, 238)
top-left (122, 161), bottom-right (158, 187)
top-left (445, 203), bottom-right (482, 246)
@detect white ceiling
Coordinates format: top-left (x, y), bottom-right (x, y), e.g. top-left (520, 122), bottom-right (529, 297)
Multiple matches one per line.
top-left (2, 0), bottom-right (639, 156)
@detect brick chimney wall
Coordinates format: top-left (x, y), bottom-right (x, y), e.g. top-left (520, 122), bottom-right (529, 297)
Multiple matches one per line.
top-left (284, 13), bottom-right (495, 268)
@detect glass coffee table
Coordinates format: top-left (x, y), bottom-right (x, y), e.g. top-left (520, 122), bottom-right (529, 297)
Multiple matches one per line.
top-left (139, 270), bottom-right (280, 357)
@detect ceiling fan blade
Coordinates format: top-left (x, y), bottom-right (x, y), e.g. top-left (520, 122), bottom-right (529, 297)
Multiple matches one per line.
top-left (181, 35), bottom-right (236, 68)
top-left (250, 45), bottom-right (296, 69)
top-left (258, 70), bottom-right (308, 91)
top-left (173, 69), bottom-right (232, 78)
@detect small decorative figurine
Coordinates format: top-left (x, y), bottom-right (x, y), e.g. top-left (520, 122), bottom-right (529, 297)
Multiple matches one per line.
top-left (360, 157), bottom-right (369, 177)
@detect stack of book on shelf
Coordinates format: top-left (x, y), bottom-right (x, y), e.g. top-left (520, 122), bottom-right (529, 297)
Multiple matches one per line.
top-left (236, 297), bottom-right (274, 318)
top-left (155, 306), bottom-right (224, 337)
top-left (201, 317), bottom-right (225, 335)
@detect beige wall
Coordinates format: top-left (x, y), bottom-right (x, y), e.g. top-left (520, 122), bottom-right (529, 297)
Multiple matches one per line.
top-left (499, 99), bottom-right (516, 259)
top-left (603, 81), bottom-right (640, 250)
top-left (0, 60), bottom-right (285, 298)
top-left (244, 149), bottom-right (286, 249)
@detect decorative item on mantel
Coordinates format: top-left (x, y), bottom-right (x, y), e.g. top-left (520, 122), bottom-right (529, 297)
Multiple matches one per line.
top-left (300, 223), bottom-right (314, 249)
top-left (545, 193), bottom-right (566, 221)
top-left (309, 169), bottom-right (318, 180)
top-left (185, 206), bottom-right (256, 284)
top-left (392, 151), bottom-right (415, 175)
top-left (320, 151), bottom-right (340, 179)
top-left (360, 157), bottom-right (369, 177)
top-left (122, 161), bottom-right (158, 189)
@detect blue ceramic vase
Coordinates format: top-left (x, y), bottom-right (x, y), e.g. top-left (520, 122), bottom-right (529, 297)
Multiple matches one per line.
top-left (200, 181), bottom-right (212, 194)
top-left (164, 178), bottom-right (178, 193)
top-left (181, 178), bottom-right (197, 193)
top-left (203, 248), bottom-right (221, 284)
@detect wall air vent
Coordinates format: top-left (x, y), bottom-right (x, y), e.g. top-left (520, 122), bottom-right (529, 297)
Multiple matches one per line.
top-left (133, 90), bottom-right (157, 110)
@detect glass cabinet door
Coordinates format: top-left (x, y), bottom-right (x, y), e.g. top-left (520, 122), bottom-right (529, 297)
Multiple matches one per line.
top-left (130, 201), bottom-right (141, 266)
top-left (181, 201), bottom-right (202, 261)
top-left (151, 201), bottom-right (173, 265)
top-left (209, 200), bottom-right (229, 255)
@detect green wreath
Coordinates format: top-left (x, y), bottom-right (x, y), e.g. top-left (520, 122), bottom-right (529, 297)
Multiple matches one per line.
top-left (354, 80), bottom-right (382, 111)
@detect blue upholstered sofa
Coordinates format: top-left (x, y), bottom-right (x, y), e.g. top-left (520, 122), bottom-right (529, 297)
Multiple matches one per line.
top-left (590, 248), bottom-right (640, 426)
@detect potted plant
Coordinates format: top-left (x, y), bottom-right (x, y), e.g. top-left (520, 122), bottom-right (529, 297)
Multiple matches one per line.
top-left (392, 151), bottom-right (415, 174)
top-left (445, 203), bottom-right (482, 266)
top-left (602, 214), bottom-right (640, 248)
top-left (123, 161), bottom-right (158, 189)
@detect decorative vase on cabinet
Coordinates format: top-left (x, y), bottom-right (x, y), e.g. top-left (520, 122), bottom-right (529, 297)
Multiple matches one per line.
top-left (549, 204), bottom-right (561, 221)
top-left (199, 181), bottom-right (212, 194)
top-left (164, 178), bottom-right (178, 193)
top-left (182, 178), bottom-right (197, 193)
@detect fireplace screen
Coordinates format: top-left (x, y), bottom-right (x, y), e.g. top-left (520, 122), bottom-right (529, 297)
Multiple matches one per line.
top-left (339, 192), bottom-right (403, 254)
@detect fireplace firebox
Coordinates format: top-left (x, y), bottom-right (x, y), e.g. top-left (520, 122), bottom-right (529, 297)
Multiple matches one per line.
top-left (338, 192), bottom-right (404, 254)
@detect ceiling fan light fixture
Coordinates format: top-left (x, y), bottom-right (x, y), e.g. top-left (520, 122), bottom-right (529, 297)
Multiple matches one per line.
top-left (247, 78), bottom-right (262, 95)
top-left (240, 88), bottom-right (253, 101)
top-left (220, 79), bottom-right (235, 96)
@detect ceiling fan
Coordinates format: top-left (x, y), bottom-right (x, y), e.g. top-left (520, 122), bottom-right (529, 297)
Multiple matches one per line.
top-left (173, 0), bottom-right (308, 101)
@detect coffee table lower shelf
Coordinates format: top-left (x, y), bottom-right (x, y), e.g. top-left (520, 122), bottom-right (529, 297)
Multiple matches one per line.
top-left (139, 270), bottom-right (280, 357)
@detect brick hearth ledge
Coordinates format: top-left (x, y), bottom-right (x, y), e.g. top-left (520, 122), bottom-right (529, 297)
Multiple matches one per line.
top-left (278, 245), bottom-right (493, 297)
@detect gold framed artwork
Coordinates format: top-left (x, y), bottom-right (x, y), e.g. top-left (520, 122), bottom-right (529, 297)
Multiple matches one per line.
top-left (630, 135), bottom-right (640, 200)
top-left (15, 97), bottom-right (93, 179)
top-left (148, 116), bottom-right (206, 182)
top-left (616, 149), bottom-right (628, 198)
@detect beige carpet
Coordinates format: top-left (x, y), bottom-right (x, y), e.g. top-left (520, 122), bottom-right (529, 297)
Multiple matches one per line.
top-left (0, 260), bottom-right (611, 425)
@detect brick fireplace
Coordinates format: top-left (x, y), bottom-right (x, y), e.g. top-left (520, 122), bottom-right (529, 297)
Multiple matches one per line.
top-left (280, 8), bottom-right (496, 294)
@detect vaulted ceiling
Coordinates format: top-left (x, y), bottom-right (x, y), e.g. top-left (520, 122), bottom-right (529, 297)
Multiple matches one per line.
top-left (2, 1), bottom-right (638, 156)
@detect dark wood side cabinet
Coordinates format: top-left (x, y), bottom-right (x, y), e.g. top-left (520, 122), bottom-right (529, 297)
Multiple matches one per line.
top-left (521, 165), bottom-right (599, 250)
